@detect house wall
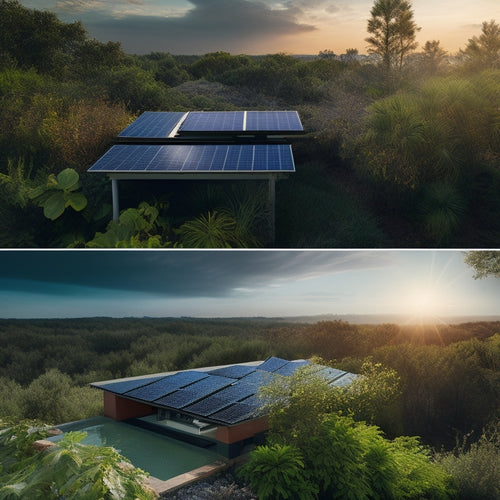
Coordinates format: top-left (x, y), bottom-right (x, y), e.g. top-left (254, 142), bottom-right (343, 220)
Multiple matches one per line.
top-left (215, 416), bottom-right (269, 444)
top-left (103, 392), bottom-right (154, 421)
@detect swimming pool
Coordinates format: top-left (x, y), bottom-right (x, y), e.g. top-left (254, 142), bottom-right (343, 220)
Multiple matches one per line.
top-left (49, 416), bottom-right (223, 481)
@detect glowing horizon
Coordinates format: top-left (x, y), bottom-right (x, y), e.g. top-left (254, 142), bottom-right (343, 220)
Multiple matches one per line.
top-left (17, 0), bottom-right (498, 55)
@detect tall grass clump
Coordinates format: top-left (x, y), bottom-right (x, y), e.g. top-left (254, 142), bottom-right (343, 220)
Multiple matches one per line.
top-left (438, 421), bottom-right (500, 499)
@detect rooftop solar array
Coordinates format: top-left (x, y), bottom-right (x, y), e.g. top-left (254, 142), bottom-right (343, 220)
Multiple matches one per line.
top-left (88, 144), bottom-right (295, 174)
top-left (94, 356), bottom-right (357, 426)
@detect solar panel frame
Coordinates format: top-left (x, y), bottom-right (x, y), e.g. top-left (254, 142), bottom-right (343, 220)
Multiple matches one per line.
top-left (118, 112), bottom-right (186, 139)
top-left (88, 144), bottom-right (295, 174)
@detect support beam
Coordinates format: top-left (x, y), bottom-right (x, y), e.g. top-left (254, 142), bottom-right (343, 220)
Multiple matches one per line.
top-left (111, 178), bottom-right (119, 222)
top-left (268, 175), bottom-right (276, 244)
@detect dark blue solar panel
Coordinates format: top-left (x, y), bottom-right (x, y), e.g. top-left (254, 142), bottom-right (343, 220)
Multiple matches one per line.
top-left (180, 112), bottom-right (244, 132)
top-left (95, 375), bottom-right (165, 394)
top-left (238, 370), bottom-right (277, 387)
top-left (210, 401), bottom-right (262, 424)
top-left (208, 365), bottom-right (257, 379)
top-left (154, 375), bottom-right (234, 408)
top-left (183, 394), bottom-right (234, 416)
top-left (274, 360), bottom-right (310, 377)
top-left (118, 112), bottom-right (185, 138)
top-left (88, 144), bottom-right (295, 173)
top-left (125, 371), bottom-right (208, 401)
top-left (258, 356), bottom-right (289, 372)
top-left (246, 111), bottom-right (303, 132)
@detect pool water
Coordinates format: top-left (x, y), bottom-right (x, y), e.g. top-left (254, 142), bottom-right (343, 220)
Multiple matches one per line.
top-left (50, 416), bottom-right (222, 481)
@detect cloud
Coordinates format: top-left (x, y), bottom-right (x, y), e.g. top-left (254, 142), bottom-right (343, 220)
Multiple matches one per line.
top-left (54, 0), bottom-right (144, 12)
top-left (0, 250), bottom-right (390, 299)
top-left (84, 0), bottom-right (317, 53)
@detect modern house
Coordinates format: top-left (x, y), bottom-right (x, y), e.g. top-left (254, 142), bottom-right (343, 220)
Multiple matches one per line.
top-left (92, 356), bottom-right (357, 458)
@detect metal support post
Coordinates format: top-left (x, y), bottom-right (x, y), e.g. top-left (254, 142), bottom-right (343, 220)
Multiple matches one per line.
top-left (111, 178), bottom-right (119, 222)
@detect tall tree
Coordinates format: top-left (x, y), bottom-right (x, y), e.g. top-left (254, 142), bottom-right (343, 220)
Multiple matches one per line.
top-left (461, 19), bottom-right (500, 70)
top-left (366, 0), bottom-right (420, 74)
top-left (464, 251), bottom-right (500, 279)
top-left (421, 40), bottom-right (448, 75)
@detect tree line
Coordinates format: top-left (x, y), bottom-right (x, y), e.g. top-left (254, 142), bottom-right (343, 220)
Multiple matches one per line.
top-left (0, 317), bottom-right (498, 447)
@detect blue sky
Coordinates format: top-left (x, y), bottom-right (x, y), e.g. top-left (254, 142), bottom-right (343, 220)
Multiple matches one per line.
top-left (18, 0), bottom-right (499, 55)
top-left (0, 250), bottom-right (498, 320)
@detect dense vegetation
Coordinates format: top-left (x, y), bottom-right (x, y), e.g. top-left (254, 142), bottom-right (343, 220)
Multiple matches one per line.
top-left (0, 317), bottom-right (498, 498)
top-left (1, 1), bottom-right (499, 247)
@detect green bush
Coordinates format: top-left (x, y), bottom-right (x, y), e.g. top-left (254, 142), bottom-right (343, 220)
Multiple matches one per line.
top-left (239, 443), bottom-right (317, 500)
top-left (0, 424), bottom-right (156, 499)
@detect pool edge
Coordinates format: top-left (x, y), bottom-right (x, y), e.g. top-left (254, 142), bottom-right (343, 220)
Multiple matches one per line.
top-left (149, 453), bottom-right (248, 497)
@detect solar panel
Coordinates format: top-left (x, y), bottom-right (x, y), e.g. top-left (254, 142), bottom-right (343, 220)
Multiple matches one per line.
top-left (95, 375), bottom-right (165, 395)
top-left (330, 372), bottom-right (358, 387)
top-left (210, 401), bottom-right (262, 425)
top-left (238, 370), bottom-right (277, 387)
top-left (124, 371), bottom-right (208, 401)
top-left (154, 375), bottom-right (234, 408)
top-left (258, 356), bottom-right (289, 372)
top-left (316, 367), bottom-right (347, 383)
top-left (180, 112), bottom-right (245, 132)
top-left (207, 365), bottom-right (257, 379)
top-left (246, 111), bottom-right (303, 132)
top-left (118, 112), bottom-right (186, 138)
top-left (274, 360), bottom-right (310, 377)
top-left (88, 144), bottom-right (295, 173)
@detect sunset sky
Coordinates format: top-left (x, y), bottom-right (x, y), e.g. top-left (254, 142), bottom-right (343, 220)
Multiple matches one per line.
top-left (0, 250), bottom-right (498, 320)
top-left (18, 0), bottom-right (499, 55)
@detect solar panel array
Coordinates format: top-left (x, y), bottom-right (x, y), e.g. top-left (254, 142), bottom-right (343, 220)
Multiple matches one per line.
top-left (94, 357), bottom-right (356, 426)
top-left (88, 144), bottom-right (295, 174)
top-left (115, 110), bottom-right (302, 139)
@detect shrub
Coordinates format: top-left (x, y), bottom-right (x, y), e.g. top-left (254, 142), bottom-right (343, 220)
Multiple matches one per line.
top-left (239, 443), bottom-right (317, 500)
top-left (438, 421), bottom-right (500, 499)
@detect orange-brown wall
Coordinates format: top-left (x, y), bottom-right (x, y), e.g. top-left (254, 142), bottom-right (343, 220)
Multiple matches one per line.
top-left (104, 392), bottom-right (154, 421)
top-left (215, 416), bottom-right (269, 444)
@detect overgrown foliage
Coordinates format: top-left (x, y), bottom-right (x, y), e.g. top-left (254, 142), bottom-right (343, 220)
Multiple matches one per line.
top-left (0, 421), bottom-right (156, 499)
top-left (244, 368), bottom-right (455, 499)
